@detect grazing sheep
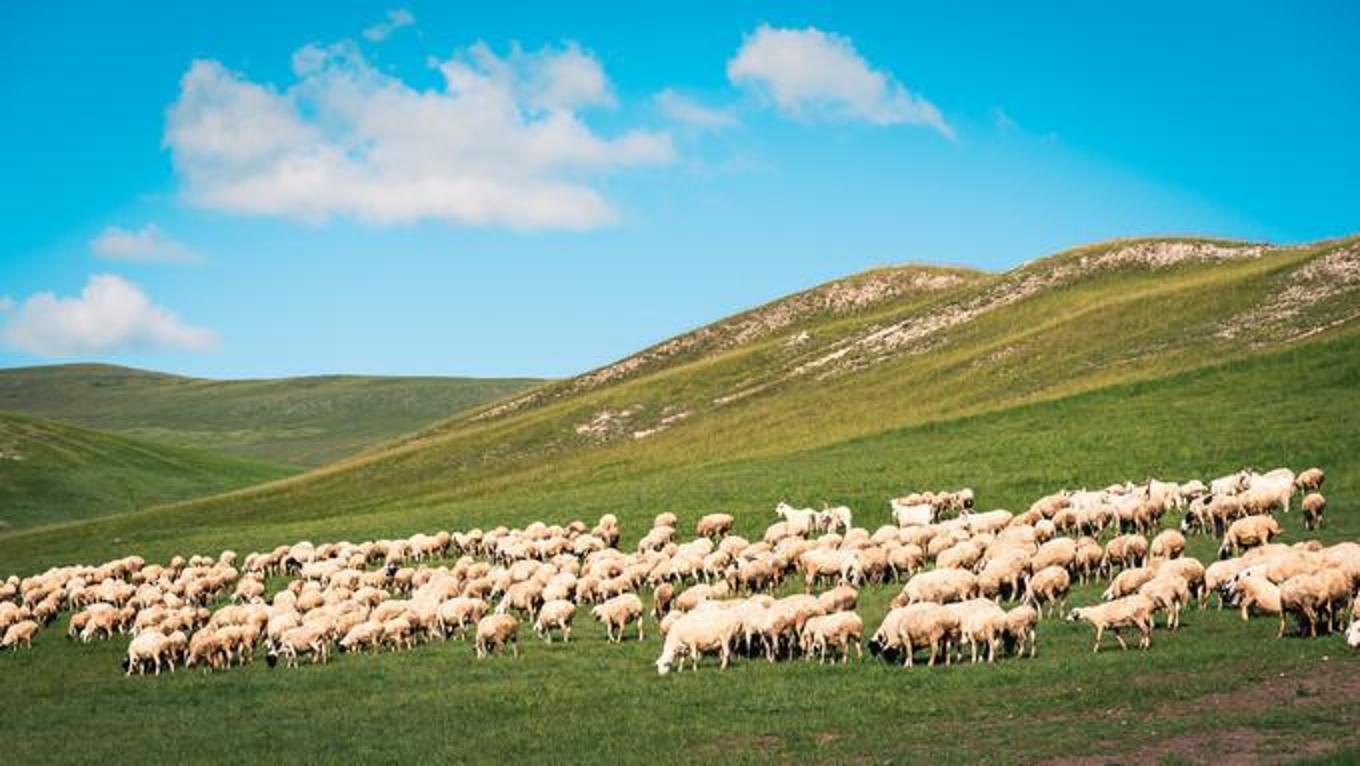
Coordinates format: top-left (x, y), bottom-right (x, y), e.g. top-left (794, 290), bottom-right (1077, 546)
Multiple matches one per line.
top-left (1004, 605), bottom-right (1038, 658)
top-left (266, 624), bottom-right (329, 668)
top-left (1103, 567), bottom-right (1156, 601)
top-left (800, 611), bottom-right (864, 665)
top-left (1023, 566), bottom-right (1071, 618)
top-left (1, 619), bottom-right (39, 651)
top-left (123, 630), bottom-right (173, 676)
top-left (592, 594), bottom-right (645, 643)
top-left (696, 513), bottom-right (735, 539)
top-left (1220, 515), bottom-right (1282, 559)
top-left (1149, 530), bottom-right (1185, 560)
top-left (1301, 493), bottom-right (1326, 531)
top-left (475, 614), bottom-right (520, 658)
top-left (892, 603), bottom-right (958, 667)
top-left (947, 599), bottom-right (1008, 664)
top-left (1229, 574), bottom-right (1282, 622)
top-left (816, 586), bottom-right (858, 614)
top-left (1103, 535), bottom-right (1148, 573)
top-left (902, 569), bottom-right (978, 605)
top-left (1138, 576), bottom-right (1190, 630)
top-left (534, 599), bottom-right (576, 643)
top-left (655, 608), bottom-right (741, 674)
top-left (338, 622), bottom-right (382, 654)
top-left (1295, 467), bottom-right (1325, 494)
top-left (1067, 595), bottom-right (1155, 652)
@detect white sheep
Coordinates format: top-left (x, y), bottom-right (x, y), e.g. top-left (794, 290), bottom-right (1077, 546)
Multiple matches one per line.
top-left (534, 599), bottom-right (576, 643)
top-left (655, 608), bottom-right (742, 674)
top-left (591, 593), bottom-right (645, 643)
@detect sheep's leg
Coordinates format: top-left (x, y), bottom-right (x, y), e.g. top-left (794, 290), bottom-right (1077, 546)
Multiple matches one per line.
top-left (1113, 628), bottom-right (1128, 651)
top-left (1092, 626), bottom-right (1103, 653)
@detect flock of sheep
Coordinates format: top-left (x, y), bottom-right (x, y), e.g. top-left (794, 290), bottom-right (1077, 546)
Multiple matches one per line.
top-left (1, 464), bottom-right (1357, 678)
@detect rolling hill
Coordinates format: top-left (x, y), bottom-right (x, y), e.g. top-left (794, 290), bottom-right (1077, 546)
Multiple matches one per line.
top-left (0, 365), bottom-right (543, 467)
top-left (1, 234), bottom-right (1359, 764)
top-left (0, 412), bottom-right (291, 532)
top-left (15, 234), bottom-right (1352, 559)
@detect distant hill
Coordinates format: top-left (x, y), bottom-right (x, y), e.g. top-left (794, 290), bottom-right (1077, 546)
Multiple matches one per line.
top-left (0, 366), bottom-right (543, 467)
top-left (0, 412), bottom-right (291, 532)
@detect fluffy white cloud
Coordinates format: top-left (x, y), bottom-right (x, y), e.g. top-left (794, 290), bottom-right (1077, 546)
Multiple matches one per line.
top-left (728, 25), bottom-right (953, 138)
top-left (91, 224), bottom-right (203, 264)
top-left (362, 9), bottom-right (415, 42)
top-left (654, 89), bottom-right (737, 128)
top-left (0, 275), bottom-right (217, 357)
top-left (164, 41), bottom-right (673, 229)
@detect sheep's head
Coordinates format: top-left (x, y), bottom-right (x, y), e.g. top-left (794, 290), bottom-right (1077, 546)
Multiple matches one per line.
top-left (1065, 609), bottom-right (1083, 623)
top-left (1347, 621), bottom-right (1360, 649)
top-left (265, 649), bottom-right (279, 668)
top-left (655, 657), bottom-right (672, 676)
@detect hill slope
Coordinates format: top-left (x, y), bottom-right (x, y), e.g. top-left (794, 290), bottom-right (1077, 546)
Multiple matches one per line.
top-left (1, 234), bottom-right (1356, 565)
top-left (0, 412), bottom-right (291, 532)
top-left (0, 366), bottom-right (542, 467)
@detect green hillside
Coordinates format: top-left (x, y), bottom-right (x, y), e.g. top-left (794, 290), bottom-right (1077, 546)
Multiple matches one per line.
top-left (0, 412), bottom-right (291, 532)
top-left (0, 366), bottom-right (542, 467)
top-left (1, 235), bottom-right (1358, 763)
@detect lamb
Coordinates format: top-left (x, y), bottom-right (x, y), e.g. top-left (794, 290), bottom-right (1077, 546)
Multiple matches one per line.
top-left (591, 593), bottom-right (645, 643)
top-left (338, 621), bottom-right (382, 654)
top-left (266, 624), bottom-right (329, 668)
top-left (948, 599), bottom-right (1008, 663)
top-left (1023, 566), bottom-right (1071, 618)
top-left (1219, 515), bottom-right (1282, 558)
top-left (696, 513), bottom-right (735, 539)
top-left (1066, 594), bottom-right (1155, 652)
top-left (1, 619), bottom-right (39, 651)
top-left (1279, 573), bottom-right (1329, 638)
top-left (475, 613), bottom-right (520, 658)
top-left (799, 611), bottom-right (864, 664)
top-left (655, 608), bottom-right (741, 674)
top-left (534, 599), bottom-right (576, 643)
top-left (1301, 493), bottom-right (1326, 531)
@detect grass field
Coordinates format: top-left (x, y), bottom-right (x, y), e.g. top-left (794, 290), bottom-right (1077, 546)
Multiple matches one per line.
top-left (0, 364), bottom-right (542, 466)
top-left (1, 237), bottom-right (1358, 763)
top-left (0, 412), bottom-right (291, 532)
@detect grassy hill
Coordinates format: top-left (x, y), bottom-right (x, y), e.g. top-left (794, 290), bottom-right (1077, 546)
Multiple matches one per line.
top-left (0, 365), bottom-right (542, 467)
top-left (1, 235), bottom-right (1359, 763)
top-left (0, 412), bottom-right (291, 532)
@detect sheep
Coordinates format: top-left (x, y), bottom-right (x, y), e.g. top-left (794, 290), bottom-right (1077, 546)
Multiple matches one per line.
top-left (1295, 467), bottom-right (1325, 494)
top-left (1032, 537), bottom-right (1077, 573)
top-left (1149, 529), bottom-right (1185, 561)
top-left (534, 599), bottom-right (576, 643)
top-left (592, 593), bottom-right (645, 643)
top-left (1301, 493), bottom-right (1326, 531)
top-left (696, 513), bottom-right (735, 539)
top-left (1, 619), bottom-right (39, 651)
top-left (948, 599), bottom-right (1008, 663)
top-left (1003, 605), bottom-right (1038, 658)
top-left (901, 569), bottom-right (977, 605)
top-left (1279, 573), bottom-right (1330, 638)
top-left (338, 621), bottom-right (383, 654)
top-left (381, 617), bottom-right (415, 651)
top-left (977, 553), bottom-right (1028, 601)
top-left (818, 505), bottom-right (853, 533)
top-left (123, 630), bottom-right (173, 676)
top-left (1220, 515), bottom-right (1282, 559)
top-left (1103, 567), bottom-right (1156, 601)
top-left (266, 624), bottom-right (329, 668)
top-left (1228, 574), bottom-right (1282, 622)
top-left (475, 613), bottom-right (520, 658)
top-left (1138, 576), bottom-right (1190, 631)
top-left (891, 603), bottom-right (957, 667)
top-left (1103, 535), bottom-right (1148, 572)
top-left (655, 608), bottom-right (741, 674)
top-left (1023, 566), bottom-right (1070, 618)
top-left (1066, 595), bottom-right (1154, 652)
top-left (799, 611), bottom-right (863, 665)
top-left (816, 585), bottom-right (858, 614)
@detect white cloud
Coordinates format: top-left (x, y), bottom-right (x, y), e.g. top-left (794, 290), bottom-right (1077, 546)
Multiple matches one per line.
top-left (654, 89), bottom-right (737, 128)
top-left (362, 9), bottom-right (415, 42)
top-left (727, 25), bottom-right (953, 138)
top-left (165, 41), bottom-right (673, 229)
top-left (0, 297), bottom-right (12, 313)
top-left (91, 224), bottom-right (203, 264)
top-left (991, 107), bottom-right (1018, 131)
top-left (0, 275), bottom-right (217, 357)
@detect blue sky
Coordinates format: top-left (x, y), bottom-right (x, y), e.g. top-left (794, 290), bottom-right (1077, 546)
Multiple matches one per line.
top-left (1, 1), bottom-right (1357, 379)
